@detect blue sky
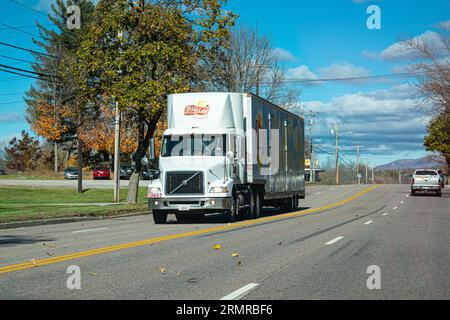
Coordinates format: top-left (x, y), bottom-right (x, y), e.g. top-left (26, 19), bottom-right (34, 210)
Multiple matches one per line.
top-left (0, 0), bottom-right (449, 166)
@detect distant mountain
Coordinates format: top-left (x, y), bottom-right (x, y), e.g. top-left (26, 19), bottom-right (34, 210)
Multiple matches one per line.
top-left (375, 155), bottom-right (446, 170)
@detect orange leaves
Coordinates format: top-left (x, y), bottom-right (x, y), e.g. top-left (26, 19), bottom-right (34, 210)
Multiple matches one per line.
top-left (32, 101), bottom-right (74, 142)
top-left (78, 105), bottom-right (138, 154)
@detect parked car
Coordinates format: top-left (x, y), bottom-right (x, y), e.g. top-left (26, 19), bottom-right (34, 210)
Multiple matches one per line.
top-left (120, 164), bottom-right (133, 180)
top-left (411, 169), bottom-right (442, 197)
top-left (142, 168), bottom-right (159, 180)
top-left (63, 167), bottom-right (78, 180)
top-left (93, 167), bottom-right (111, 180)
top-left (437, 169), bottom-right (446, 188)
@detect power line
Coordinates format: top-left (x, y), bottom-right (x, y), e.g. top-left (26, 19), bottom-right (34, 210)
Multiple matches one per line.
top-left (0, 63), bottom-right (58, 79)
top-left (0, 54), bottom-right (39, 66)
top-left (0, 67), bottom-right (52, 81)
top-left (0, 22), bottom-right (42, 39)
top-left (0, 92), bottom-right (24, 96)
top-left (0, 41), bottom-right (59, 59)
top-left (0, 23), bottom-right (53, 31)
top-left (256, 71), bottom-right (437, 85)
top-left (8, 0), bottom-right (49, 17)
top-left (0, 100), bottom-right (23, 105)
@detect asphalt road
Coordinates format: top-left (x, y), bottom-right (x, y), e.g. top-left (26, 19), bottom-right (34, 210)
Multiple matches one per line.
top-left (0, 184), bottom-right (449, 300)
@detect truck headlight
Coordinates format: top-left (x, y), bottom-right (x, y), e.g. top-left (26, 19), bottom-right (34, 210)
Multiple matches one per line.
top-left (209, 186), bottom-right (228, 193)
top-left (149, 187), bottom-right (161, 194)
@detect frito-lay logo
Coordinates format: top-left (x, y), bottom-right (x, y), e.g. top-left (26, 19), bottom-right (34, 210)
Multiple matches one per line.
top-left (184, 101), bottom-right (210, 116)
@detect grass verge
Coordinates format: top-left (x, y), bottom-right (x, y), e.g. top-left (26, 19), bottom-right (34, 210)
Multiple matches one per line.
top-left (0, 187), bottom-right (148, 223)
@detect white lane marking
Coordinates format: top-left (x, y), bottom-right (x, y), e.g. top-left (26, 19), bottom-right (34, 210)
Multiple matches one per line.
top-left (382, 212), bottom-right (389, 216)
top-left (364, 220), bottom-right (373, 225)
top-left (325, 236), bottom-right (344, 245)
top-left (400, 201), bottom-right (404, 204)
top-left (393, 206), bottom-right (398, 210)
top-left (71, 227), bottom-right (109, 234)
top-left (330, 188), bottom-right (335, 190)
top-left (220, 283), bottom-right (259, 300)
top-left (316, 192), bottom-right (321, 195)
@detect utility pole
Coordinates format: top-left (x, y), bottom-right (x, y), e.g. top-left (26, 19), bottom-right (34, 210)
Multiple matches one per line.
top-left (113, 101), bottom-right (121, 203)
top-left (309, 111), bottom-right (317, 183)
top-left (356, 145), bottom-right (360, 185)
top-left (52, 79), bottom-right (58, 173)
top-left (334, 122), bottom-right (339, 185)
top-left (372, 167), bottom-right (375, 184)
top-left (365, 159), bottom-right (368, 184)
top-left (77, 132), bottom-right (83, 194)
top-left (398, 169), bottom-right (402, 185)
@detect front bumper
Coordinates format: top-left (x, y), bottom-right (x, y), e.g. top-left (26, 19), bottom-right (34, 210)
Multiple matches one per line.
top-left (148, 197), bottom-right (231, 213)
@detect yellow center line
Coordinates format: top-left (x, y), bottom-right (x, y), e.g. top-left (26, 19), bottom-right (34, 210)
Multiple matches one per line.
top-left (0, 185), bottom-right (379, 275)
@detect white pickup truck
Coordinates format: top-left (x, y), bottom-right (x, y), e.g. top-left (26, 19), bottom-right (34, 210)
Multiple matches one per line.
top-left (411, 169), bottom-right (442, 197)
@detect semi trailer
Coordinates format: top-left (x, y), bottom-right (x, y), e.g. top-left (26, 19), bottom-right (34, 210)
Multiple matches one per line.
top-left (147, 92), bottom-right (305, 224)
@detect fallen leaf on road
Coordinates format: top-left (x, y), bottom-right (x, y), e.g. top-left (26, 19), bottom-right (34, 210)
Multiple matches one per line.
top-left (237, 261), bottom-right (242, 267)
top-left (231, 252), bottom-right (239, 257)
top-left (187, 277), bottom-right (198, 283)
top-left (90, 272), bottom-right (98, 276)
top-left (46, 252), bottom-right (55, 256)
top-left (43, 243), bottom-right (56, 248)
top-left (214, 244), bottom-right (221, 250)
top-left (159, 267), bottom-right (166, 274)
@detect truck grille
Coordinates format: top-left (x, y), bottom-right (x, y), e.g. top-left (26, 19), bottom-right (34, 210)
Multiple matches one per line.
top-left (166, 171), bottom-right (204, 194)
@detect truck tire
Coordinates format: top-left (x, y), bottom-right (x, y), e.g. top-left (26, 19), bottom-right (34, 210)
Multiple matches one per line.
top-left (248, 190), bottom-right (262, 219)
top-left (153, 210), bottom-right (167, 224)
top-left (224, 194), bottom-right (238, 223)
top-left (410, 190), bottom-right (415, 196)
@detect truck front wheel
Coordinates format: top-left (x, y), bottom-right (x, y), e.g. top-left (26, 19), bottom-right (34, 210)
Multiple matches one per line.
top-left (153, 210), bottom-right (168, 224)
top-left (224, 194), bottom-right (238, 223)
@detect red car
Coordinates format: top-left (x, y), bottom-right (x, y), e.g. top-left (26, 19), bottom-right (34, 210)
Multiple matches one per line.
top-left (93, 167), bottom-right (111, 180)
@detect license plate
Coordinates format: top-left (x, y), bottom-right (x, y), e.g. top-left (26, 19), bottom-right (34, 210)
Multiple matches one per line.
top-left (178, 206), bottom-right (190, 211)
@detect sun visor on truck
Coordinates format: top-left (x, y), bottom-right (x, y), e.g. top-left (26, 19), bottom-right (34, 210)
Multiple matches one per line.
top-left (167, 93), bottom-right (244, 130)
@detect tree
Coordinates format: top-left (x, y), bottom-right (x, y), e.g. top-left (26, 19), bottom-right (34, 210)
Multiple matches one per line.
top-left (25, 0), bottom-right (96, 172)
top-left (5, 131), bottom-right (42, 172)
top-left (212, 26), bottom-right (301, 108)
top-left (424, 116), bottom-right (450, 174)
top-left (405, 22), bottom-right (450, 171)
top-left (70, 0), bottom-right (236, 203)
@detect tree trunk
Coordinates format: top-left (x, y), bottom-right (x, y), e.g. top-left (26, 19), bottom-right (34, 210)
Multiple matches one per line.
top-left (54, 142), bottom-right (58, 173)
top-left (126, 114), bottom-right (160, 203)
top-left (77, 136), bottom-right (83, 193)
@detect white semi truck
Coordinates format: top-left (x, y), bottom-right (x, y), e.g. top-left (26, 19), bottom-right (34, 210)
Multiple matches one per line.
top-left (147, 92), bottom-right (305, 224)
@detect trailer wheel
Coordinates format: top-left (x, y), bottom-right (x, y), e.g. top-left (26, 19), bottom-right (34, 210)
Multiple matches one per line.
top-left (153, 210), bottom-right (167, 224)
top-left (248, 189), bottom-right (262, 219)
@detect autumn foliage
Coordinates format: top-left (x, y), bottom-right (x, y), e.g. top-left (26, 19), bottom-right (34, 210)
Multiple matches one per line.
top-left (31, 101), bottom-right (74, 142)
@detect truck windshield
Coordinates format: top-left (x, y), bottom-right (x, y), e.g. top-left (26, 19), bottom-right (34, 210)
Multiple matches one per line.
top-left (161, 134), bottom-right (227, 157)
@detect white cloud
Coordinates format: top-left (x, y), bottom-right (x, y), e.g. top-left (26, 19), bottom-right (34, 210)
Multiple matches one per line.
top-left (303, 84), bottom-right (428, 156)
top-left (380, 31), bottom-right (447, 61)
top-left (438, 20), bottom-right (450, 30)
top-left (272, 48), bottom-right (297, 62)
top-left (286, 65), bottom-right (322, 86)
top-left (34, 0), bottom-right (54, 12)
top-left (0, 113), bottom-right (22, 123)
top-left (318, 61), bottom-right (370, 82)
